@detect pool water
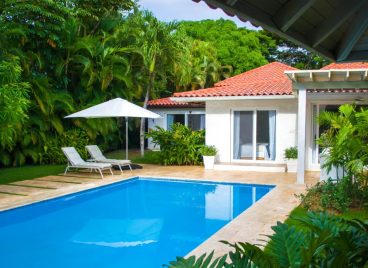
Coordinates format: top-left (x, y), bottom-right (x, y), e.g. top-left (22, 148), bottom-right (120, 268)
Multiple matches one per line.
top-left (0, 177), bottom-right (274, 267)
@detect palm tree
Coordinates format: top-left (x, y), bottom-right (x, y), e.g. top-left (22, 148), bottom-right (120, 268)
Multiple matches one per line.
top-left (125, 10), bottom-right (182, 156)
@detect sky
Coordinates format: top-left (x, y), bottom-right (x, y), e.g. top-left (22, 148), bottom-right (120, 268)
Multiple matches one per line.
top-left (138, 0), bottom-right (259, 30)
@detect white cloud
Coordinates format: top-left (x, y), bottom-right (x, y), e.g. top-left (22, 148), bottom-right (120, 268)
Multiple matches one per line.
top-left (138, 0), bottom-right (259, 29)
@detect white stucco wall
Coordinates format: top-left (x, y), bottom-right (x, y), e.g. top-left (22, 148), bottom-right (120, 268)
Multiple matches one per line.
top-left (206, 99), bottom-right (298, 164)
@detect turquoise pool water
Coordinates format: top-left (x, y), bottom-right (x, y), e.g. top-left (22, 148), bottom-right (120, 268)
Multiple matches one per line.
top-left (0, 177), bottom-right (274, 267)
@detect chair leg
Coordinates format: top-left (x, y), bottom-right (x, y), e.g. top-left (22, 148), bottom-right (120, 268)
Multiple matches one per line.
top-left (98, 168), bottom-right (104, 179)
top-left (64, 166), bottom-right (69, 176)
top-left (118, 165), bottom-right (123, 173)
top-left (129, 164), bottom-right (133, 171)
top-left (110, 168), bottom-right (114, 176)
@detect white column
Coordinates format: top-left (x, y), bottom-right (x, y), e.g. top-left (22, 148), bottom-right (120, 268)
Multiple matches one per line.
top-left (297, 86), bottom-right (307, 184)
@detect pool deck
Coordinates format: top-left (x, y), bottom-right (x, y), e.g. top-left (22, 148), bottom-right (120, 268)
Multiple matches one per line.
top-left (0, 165), bottom-right (319, 258)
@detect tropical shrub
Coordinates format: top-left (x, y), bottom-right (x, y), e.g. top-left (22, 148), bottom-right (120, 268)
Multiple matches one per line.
top-left (318, 104), bottom-right (368, 179)
top-left (298, 178), bottom-right (355, 212)
top-left (284, 146), bottom-right (297, 159)
top-left (298, 104), bottom-right (368, 212)
top-left (146, 124), bottom-right (205, 165)
top-left (167, 212), bottom-right (368, 267)
top-left (41, 129), bottom-right (90, 164)
top-left (199, 145), bottom-right (217, 156)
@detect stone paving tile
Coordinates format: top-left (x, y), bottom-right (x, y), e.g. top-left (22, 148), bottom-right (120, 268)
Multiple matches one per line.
top-left (9, 180), bottom-right (71, 189)
top-left (0, 193), bottom-right (24, 203)
top-left (0, 184), bottom-right (53, 195)
top-left (35, 175), bottom-right (100, 184)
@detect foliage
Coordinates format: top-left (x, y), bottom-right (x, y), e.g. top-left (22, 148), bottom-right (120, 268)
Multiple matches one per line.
top-left (167, 212), bottom-right (368, 267)
top-left (199, 145), bottom-right (217, 156)
top-left (42, 129), bottom-right (90, 164)
top-left (0, 1), bottom-right (287, 167)
top-left (265, 31), bottom-right (330, 69)
top-left (315, 104), bottom-right (368, 210)
top-left (0, 57), bottom-right (30, 150)
top-left (284, 147), bottom-right (297, 159)
top-left (146, 124), bottom-right (205, 165)
top-left (179, 20), bottom-right (276, 75)
top-left (318, 104), bottom-right (368, 177)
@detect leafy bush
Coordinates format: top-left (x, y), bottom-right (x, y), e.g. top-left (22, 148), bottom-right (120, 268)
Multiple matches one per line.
top-left (318, 104), bottom-right (368, 180)
top-left (300, 104), bottom-right (368, 212)
top-left (41, 129), bottom-right (90, 164)
top-left (284, 146), bottom-right (297, 159)
top-left (167, 212), bottom-right (368, 267)
top-left (298, 177), bottom-right (368, 212)
top-left (146, 124), bottom-right (205, 165)
top-left (199, 145), bottom-right (217, 156)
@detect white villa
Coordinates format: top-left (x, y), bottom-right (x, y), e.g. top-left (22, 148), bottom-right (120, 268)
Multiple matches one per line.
top-left (148, 62), bottom-right (368, 183)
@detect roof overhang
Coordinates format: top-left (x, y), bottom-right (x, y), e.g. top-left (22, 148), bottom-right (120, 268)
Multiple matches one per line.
top-left (171, 95), bottom-right (296, 102)
top-left (285, 69), bottom-right (368, 89)
top-left (193, 0), bottom-right (368, 62)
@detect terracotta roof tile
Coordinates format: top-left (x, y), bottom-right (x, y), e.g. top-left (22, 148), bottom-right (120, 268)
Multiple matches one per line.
top-left (147, 97), bottom-right (204, 108)
top-left (321, 62), bottom-right (368, 70)
top-left (174, 62), bottom-right (298, 98)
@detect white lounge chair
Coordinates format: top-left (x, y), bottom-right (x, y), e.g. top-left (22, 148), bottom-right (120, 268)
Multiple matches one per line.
top-left (62, 147), bottom-right (113, 178)
top-left (86, 145), bottom-right (133, 172)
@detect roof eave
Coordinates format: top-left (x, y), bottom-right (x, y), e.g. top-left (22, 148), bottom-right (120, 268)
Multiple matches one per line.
top-left (171, 95), bottom-right (296, 102)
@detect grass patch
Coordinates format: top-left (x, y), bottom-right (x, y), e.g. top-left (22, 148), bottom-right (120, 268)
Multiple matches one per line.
top-left (0, 165), bottom-right (65, 184)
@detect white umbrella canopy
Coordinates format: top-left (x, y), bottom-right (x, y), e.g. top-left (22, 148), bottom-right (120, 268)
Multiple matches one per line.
top-left (65, 98), bottom-right (161, 160)
top-left (65, 98), bottom-right (160, 119)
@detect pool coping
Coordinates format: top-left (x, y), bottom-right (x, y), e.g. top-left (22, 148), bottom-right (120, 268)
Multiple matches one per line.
top-left (0, 172), bottom-right (308, 262)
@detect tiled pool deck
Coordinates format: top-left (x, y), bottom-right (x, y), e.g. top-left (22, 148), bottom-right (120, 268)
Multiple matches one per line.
top-left (0, 165), bottom-right (319, 258)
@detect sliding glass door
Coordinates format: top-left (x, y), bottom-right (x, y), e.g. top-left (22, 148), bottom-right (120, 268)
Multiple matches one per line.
top-left (233, 110), bottom-right (276, 161)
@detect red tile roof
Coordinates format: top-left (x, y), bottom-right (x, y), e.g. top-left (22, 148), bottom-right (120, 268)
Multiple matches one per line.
top-left (321, 62), bottom-right (368, 70)
top-left (174, 62), bottom-right (298, 98)
top-left (147, 97), bottom-right (204, 108)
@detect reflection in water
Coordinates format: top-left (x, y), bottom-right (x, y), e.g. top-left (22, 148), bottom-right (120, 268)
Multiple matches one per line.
top-left (205, 185), bottom-right (233, 220)
top-left (74, 240), bottom-right (157, 248)
top-left (72, 218), bottom-right (163, 248)
top-left (205, 185), bottom-right (258, 221)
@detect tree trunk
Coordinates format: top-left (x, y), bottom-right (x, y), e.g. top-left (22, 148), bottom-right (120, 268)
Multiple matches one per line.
top-left (140, 72), bottom-right (155, 156)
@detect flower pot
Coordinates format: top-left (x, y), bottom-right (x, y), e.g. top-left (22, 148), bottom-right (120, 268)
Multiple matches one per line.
top-left (203, 155), bottom-right (215, 170)
top-left (285, 159), bottom-right (297, 172)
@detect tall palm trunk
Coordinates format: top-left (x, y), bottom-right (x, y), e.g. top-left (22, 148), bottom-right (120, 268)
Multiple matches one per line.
top-left (140, 72), bottom-right (155, 156)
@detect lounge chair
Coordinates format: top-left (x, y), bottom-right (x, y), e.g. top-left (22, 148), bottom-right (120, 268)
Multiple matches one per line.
top-left (62, 147), bottom-right (113, 178)
top-left (85, 145), bottom-right (133, 172)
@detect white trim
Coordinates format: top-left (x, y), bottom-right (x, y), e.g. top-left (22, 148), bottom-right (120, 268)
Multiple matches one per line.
top-left (171, 95), bottom-right (296, 102)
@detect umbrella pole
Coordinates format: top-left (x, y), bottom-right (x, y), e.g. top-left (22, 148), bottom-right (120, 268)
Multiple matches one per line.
top-left (125, 116), bottom-right (128, 160)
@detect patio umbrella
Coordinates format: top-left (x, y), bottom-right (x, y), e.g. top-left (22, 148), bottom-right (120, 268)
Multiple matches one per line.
top-left (65, 98), bottom-right (160, 160)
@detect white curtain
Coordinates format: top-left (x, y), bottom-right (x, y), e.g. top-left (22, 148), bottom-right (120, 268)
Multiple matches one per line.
top-left (200, 114), bottom-right (205, 130)
top-left (268, 111), bottom-right (276, 160)
top-left (167, 114), bottom-right (174, 130)
top-left (233, 111), bottom-right (241, 159)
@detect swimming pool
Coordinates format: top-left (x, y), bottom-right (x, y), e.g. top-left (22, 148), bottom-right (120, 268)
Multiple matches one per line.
top-left (0, 177), bottom-right (274, 267)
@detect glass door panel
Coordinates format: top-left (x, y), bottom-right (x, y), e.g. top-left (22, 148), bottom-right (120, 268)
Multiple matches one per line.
top-left (256, 111), bottom-right (276, 160)
top-left (233, 111), bottom-right (254, 160)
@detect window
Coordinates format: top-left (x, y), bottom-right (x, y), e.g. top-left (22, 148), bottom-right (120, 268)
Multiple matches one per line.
top-left (233, 110), bottom-right (276, 161)
top-left (188, 114), bottom-right (205, 131)
top-left (167, 113), bottom-right (205, 130)
top-left (167, 114), bottom-right (185, 130)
